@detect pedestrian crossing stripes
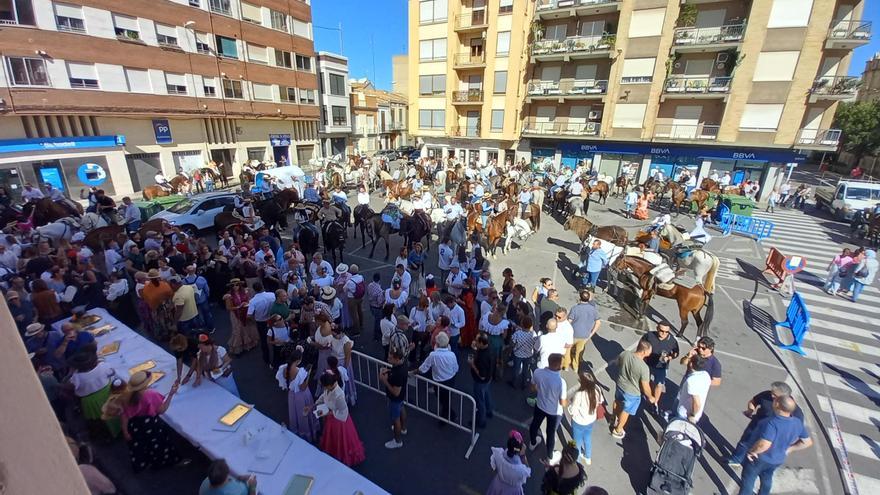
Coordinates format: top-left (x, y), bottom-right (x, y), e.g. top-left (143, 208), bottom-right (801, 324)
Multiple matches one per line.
top-left (716, 257), bottom-right (741, 281)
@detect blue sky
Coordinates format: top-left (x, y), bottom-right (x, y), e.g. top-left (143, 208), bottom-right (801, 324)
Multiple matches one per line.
top-left (311, 0), bottom-right (408, 90)
top-left (849, 2), bottom-right (880, 75)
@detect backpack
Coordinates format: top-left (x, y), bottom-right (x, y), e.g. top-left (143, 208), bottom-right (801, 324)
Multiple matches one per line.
top-left (353, 278), bottom-right (366, 299)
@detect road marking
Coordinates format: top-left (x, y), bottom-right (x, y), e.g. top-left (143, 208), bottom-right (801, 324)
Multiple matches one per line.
top-left (713, 349), bottom-right (785, 370)
top-left (855, 474), bottom-right (880, 493)
top-left (797, 290), bottom-right (880, 310)
top-left (829, 429), bottom-right (880, 462)
top-left (807, 332), bottom-right (880, 358)
top-left (343, 252), bottom-right (394, 269)
top-left (799, 282), bottom-right (880, 304)
top-left (805, 306), bottom-right (880, 327)
top-left (723, 247), bottom-right (755, 254)
top-left (817, 395), bottom-right (880, 424)
top-left (807, 368), bottom-right (880, 403)
top-left (808, 318), bottom-right (879, 341)
top-left (805, 348), bottom-right (880, 374)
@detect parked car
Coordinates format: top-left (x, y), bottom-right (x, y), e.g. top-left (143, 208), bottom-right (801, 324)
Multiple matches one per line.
top-left (149, 192), bottom-right (237, 235)
top-left (373, 149), bottom-right (398, 161)
top-left (406, 150), bottom-right (422, 163)
top-left (396, 145), bottom-right (417, 159)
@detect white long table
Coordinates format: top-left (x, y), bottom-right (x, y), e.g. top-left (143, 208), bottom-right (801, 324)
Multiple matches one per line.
top-left (57, 308), bottom-right (388, 495)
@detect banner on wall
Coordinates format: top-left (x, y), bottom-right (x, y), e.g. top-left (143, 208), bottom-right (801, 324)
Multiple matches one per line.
top-left (555, 142), bottom-right (807, 163)
top-left (152, 120), bottom-right (173, 144)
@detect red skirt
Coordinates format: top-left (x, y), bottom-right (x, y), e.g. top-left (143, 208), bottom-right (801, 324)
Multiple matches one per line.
top-left (320, 414), bottom-right (366, 467)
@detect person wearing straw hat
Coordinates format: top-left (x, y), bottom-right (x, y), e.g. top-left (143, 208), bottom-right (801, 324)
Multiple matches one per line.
top-left (66, 350), bottom-right (120, 439)
top-left (24, 322), bottom-right (65, 372)
top-left (141, 268), bottom-right (175, 340)
top-left (321, 285), bottom-right (343, 328)
top-left (7, 289), bottom-right (34, 335)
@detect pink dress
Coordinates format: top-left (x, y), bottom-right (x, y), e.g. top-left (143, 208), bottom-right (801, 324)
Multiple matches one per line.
top-left (318, 385), bottom-right (365, 467)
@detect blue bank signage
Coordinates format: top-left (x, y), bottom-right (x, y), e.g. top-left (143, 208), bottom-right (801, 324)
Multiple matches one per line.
top-left (153, 119), bottom-right (173, 144)
top-left (270, 134), bottom-right (291, 147)
top-left (0, 135), bottom-right (125, 154)
top-left (557, 142), bottom-right (807, 163)
top-left (77, 163), bottom-right (108, 186)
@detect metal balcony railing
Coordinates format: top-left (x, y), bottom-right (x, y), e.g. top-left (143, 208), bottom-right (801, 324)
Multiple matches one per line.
top-left (387, 123), bottom-right (406, 130)
top-left (810, 76), bottom-right (860, 95)
top-left (531, 34), bottom-right (616, 56)
top-left (664, 76), bottom-right (732, 94)
top-left (827, 20), bottom-right (872, 40)
top-left (673, 24), bottom-right (746, 45)
top-left (527, 79), bottom-right (608, 96)
top-left (797, 129), bottom-right (842, 147)
top-left (451, 126), bottom-right (481, 137)
top-left (356, 126), bottom-right (377, 135)
top-left (523, 121), bottom-right (601, 136)
top-left (536, 0), bottom-right (617, 11)
top-left (452, 90), bottom-right (484, 103)
top-left (454, 53), bottom-right (486, 67)
top-left (455, 13), bottom-right (488, 30)
top-left (653, 123), bottom-right (720, 141)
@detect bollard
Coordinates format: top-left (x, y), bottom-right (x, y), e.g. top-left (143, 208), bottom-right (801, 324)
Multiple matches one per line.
top-left (776, 292), bottom-right (810, 356)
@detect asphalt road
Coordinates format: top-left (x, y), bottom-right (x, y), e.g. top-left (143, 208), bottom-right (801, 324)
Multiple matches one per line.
top-left (89, 164), bottom-right (867, 495)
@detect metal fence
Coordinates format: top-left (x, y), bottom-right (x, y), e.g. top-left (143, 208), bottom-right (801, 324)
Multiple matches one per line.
top-left (349, 350), bottom-right (480, 459)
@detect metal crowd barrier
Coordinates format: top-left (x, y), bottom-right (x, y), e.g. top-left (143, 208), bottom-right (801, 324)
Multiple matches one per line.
top-left (716, 212), bottom-right (774, 241)
top-left (777, 292), bottom-right (811, 356)
top-left (349, 350), bottom-right (480, 458)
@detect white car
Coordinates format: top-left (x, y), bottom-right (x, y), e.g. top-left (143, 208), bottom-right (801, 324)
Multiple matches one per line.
top-left (149, 192), bottom-right (237, 234)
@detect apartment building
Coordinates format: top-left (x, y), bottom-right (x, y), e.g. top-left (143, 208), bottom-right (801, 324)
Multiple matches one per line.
top-left (0, 0), bottom-right (319, 199)
top-left (392, 53), bottom-right (409, 96)
top-left (409, 0), bottom-right (870, 200)
top-left (350, 78), bottom-right (409, 153)
top-left (316, 51), bottom-right (352, 157)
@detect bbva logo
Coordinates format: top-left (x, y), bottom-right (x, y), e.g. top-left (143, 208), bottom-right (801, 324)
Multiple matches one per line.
top-left (580, 145), bottom-right (598, 151)
top-left (650, 148), bottom-right (670, 154)
top-left (732, 152), bottom-right (756, 159)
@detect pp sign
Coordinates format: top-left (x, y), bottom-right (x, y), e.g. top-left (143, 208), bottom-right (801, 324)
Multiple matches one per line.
top-left (153, 119), bottom-right (173, 144)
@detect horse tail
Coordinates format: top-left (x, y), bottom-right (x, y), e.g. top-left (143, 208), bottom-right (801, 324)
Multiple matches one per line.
top-left (703, 253), bottom-right (720, 294)
top-left (699, 292), bottom-right (715, 336)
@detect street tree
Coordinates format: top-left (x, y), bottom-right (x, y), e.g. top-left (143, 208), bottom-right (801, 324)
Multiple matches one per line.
top-left (833, 101), bottom-right (880, 170)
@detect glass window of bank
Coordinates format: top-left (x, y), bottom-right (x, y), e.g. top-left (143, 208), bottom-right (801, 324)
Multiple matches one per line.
top-left (649, 155), bottom-right (699, 181)
top-left (708, 159), bottom-right (766, 185)
top-left (598, 153), bottom-right (643, 179)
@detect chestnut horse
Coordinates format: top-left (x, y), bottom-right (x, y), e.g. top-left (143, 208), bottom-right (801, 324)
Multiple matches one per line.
top-left (384, 180), bottom-right (414, 200)
top-left (614, 175), bottom-right (629, 197)
top-left (586, 181), bottom-right (610, 204)
top-left (142, 175), bottom-right (189, 200)
top-left (563, 215), bottom-right (628, 246)
top-left (31, 198), bottom-right (82, 227)
top-left (485, 202), bottom-right (514, 258)
top-left (613, 255), bottom-right (714, 340)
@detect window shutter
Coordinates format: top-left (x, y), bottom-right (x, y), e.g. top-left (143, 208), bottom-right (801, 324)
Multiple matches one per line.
top-left (292, 19), bottom-right (310, 38)
top-left (621, 58), bottom-right (656, 81)
top-left (156, 24), bottom-right (177, 38)
top-left (612, 103), bottom-right (647, 128)
top-left (739, 104), bottom-right (784, 130)
top-left (125, 68), bottom-right (151, 93)
top-left (252, 83), bottom-right (273, 100)
top-left (752, 52), bottom-right (800, 82)
top-left (112, 14), bottom-right (139, 31)
top-left (165, 73), bottom-right (187, 86)
top-left (54, 3), bottom-right (83, 19)
top-left (628, 8), bottom-right (666, 38)
top-left (67, 62), bottom-right (97, 79)
top-left (768, 0), bottom-right (814, 28)
top-left (247, 43), bottom-right (268, 63)
top-left (240, 3), bottom-right (262, 22)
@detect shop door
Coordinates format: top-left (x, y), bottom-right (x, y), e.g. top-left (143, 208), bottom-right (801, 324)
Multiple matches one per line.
top-left (32, 161), bottom-right (67, 194)
top-left (0, 167), bottom-right (24, 202)
top-left (273, 146), bottom-right (289, 165)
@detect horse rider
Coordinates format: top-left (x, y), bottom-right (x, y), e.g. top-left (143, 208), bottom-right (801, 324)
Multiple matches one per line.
top-left (420, 186), bottom-right (434, 211)
top-left (480, 193), bottom-right (494, 227)
top-left (303, 181), bottom-right (321, 205)
top-left (241, 197), bottom-right (258, 224)
top-left (154, 171), bottom-right (173, 193)
top-left (689, 209), bottom-right (712, 246)
top-left (549, 168), bottom-right (571, 196)
top-left (518, 186), bottom-right (533, 219)
top-left (330, 185), bottom-right (347, 204)
top-left (412, 174), bottom-right (424, 193)
top-left (94, 189), bottom-right (119, 224)
top-left (318, 198), bottom-right (343, 227)
top-left (21, 183), bottom-right (45, 203)
top-left (647, 213), bottom-right (672, 233)
top-left (685, 172), bottom-right (697, 195)
top-left (472, 180), bottom-right (486, 204)
top-left (652, 168), bottom-right (665, 182)
top-left (443, 195), bottom-right (464, 225)
top-left (719, 171), bottom-right (732, 187)
top-left (121, 196), bottom-right (141, 233)
top-left (357, 181), bottom-right (371, 208)
top-left (314, 167), bottom-right (326, 192)
top-left (708, 169), bottom-right (720, 182)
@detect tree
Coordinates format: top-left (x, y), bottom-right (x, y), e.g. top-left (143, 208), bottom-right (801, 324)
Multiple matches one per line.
top-left (833, 101), bottom-right (880, 168)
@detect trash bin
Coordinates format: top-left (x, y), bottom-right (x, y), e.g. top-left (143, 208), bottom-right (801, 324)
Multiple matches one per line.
top-left (722, 194), bottom-right (756, 217)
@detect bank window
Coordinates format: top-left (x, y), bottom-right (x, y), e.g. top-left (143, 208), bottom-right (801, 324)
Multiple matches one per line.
top-left (55, 3), bottom-right (85, 33)
top-left (113, 13), bottom-right (140, 41)
top-left (165, 73), bottom-right (187, 95)
top-left (329, 73), bottom-right (346, 96)
top-left (7, 57), bottom-right (50, 86)
top-left (499, 0), bottom-right (513, 14)
top-left (419, 0), bottom-right (447, 24)
top-left (419, 74), bottom-right (446, 95)
top-left (279, 86), bottom-right (297, 102)
top-left (275, 49), bottom-right (293, 69)
top-left (155, 24), bottom-right (179, 48)
top-left (419, 109), bottom-right (445, 129)
top-left (491, 109), bottom-right (504, 131)
top-left (496, 31), bottom-right (511, 57)
top-left (493, 71), bottom-right (507, 94)
top-left (222, 79), bottom-right (243, 99)
top-left (299, 88), bottom-right (316, 104)
top-left (270, 9), bottom-right (287, 32)
top-left (215, 35), bottom-right (238, 59)
top-left (295, 54), bottom-right (311, 71)
top-left (331, 105), bottom-right (347, 125)
top-left (1, 0), bottom-right (36, 25)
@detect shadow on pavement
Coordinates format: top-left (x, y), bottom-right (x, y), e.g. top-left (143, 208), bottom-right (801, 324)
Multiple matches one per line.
top-left (742, 300), bottom-right (781, 346)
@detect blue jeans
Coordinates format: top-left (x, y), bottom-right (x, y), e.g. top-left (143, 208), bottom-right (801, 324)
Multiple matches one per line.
top-left (571, 421), bottom-right (595, 459)
top-left (449, 334), bottom-right (460, 355)
top-left (177, 317), bottom-right (200, 336)
top-left (852, 280), bottom-right (866, 301)
top-left (473, 380), bottom-right (494, 427)
top-left (197, 301), bottom-right (214, 330)
top-left (511, 356), bottom-right (532, 388)
top-left (581, 270), bottom-right (600, 288)
top-left (370, 306), bottom-right (383, 341)
top-left (738, 457), bottom-right (780, 495)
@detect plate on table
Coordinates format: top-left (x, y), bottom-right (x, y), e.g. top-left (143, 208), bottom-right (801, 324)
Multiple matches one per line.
top-left (98, 341), bottom-right (121, 357)
top-left (87, 324), bottom-right (115, 337)
top-left (128, 360), bottom-right (157, 375)
top-left (72, 314), bottom-right (101, 329)
top-left (283, 474), bottom-right (314, 495)
top-left (146, 371), bottom-right (165, 387)
top-left (219, 403), bottom-right (253, 427)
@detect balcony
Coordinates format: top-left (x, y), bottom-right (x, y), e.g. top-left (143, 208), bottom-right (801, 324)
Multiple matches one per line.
top-left (453, 53), bottom-right (486, 69)
top-left (531, 34), bottom-right (616, 62)
top-left (355, 126), bottom-right (377, 135)
top-left (534, 0), bottom-right (621, 20)
top-left (796, 129), bottom-right (841, 150)
top-left (451, 126), bottom-right (481, 138)
top-left (826, 20), bottom-right (872, 49)
top-left (522, 121), bottom-right (601, 137)
top-left (672, 24), bottom-right (746, 53)
top-left (387, 122), bottom-right (406, 131)
top-left (452, 90), bottom-right (484, 105)
top-left (662, 76), bottom-right (732, 99)
top-left (653, 123), bottom-right (720, 141)
top-left (809, 76), bottom-right (860, 102)
top-left (527, 79), bottom-right (608, 101)
top-left (454, 13), bottom-right (488, 32)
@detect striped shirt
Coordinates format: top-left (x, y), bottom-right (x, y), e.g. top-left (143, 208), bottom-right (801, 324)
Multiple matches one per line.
top-left (511, 328), bottom-right (537, 359)
top-left (366, 281), bottom-right (384, 308)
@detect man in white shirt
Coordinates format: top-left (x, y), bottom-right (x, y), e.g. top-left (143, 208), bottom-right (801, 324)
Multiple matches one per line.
top-left (708, 170), bottom-right (719, 182)
top-left (444, 197), bottom-right (464, 222)
top-left (569, 179), bottom-right (584, 198)
top-left (343, 264), bottom-right (365, 333)
top-left (44, 183), bottom-right (65, 202)
top-left (309, 253), bottom-right (333, 282)
top-left (676, 354), bottom-right (712, 423)
top-left (553, 308), bottom-right (575, 370)
top-left (444, 295), bottom-right (466, 353)
top-left (445, 265), bottom-right (466, 297)
top-left (534, 318), bottom-right (567, 369)
top-left (0, 244), bottom-right (18, 272)
top-left (528, 353), bottom-right (567, 462)
top-left (311, 266), bottom-right (334, 291)
top-left (247, 282), bottom-right (277, 366)
top-left (437, 239), bottom-right (455, 285)
top-left (392, 264), bottom-right (412, 293)
top-left (416, 331), bottom-right (460, 421)
top-left (719, 172), bottom-right (731, 187)
top-left (103, 244), bottom-right (124, 276)
top-left (476, 270), bottom-right (493, 306)
top-left (120, 197), bottom-right (141, 233)
top-left (22, 183), bottom-right (45, 202)
top-left (254, 243), bottom-right (273, 266)
top-left (357, 183), bottom-right (371, 206)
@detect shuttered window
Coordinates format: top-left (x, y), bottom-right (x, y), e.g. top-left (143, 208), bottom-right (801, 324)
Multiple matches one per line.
top-left (612, 103), bottom-right (647, 128)
top-left (739, 104), bottom-right (784, 130)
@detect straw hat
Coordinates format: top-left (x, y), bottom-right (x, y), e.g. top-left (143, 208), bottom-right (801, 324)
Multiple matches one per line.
top-left (227, 277), bottom-right (243, 287)
top-left (320, 286), bottom-right (337, 300)
top-left (128, 371), bottom-right (152, 392)
top-left (335, 263), bottom-right (349, 275)
top-left (147, 268), bottom-right (161, 279)
top-left (5, 290), bottom-right (19, 301)
top-left (25, 323), bottom-right (45, 337)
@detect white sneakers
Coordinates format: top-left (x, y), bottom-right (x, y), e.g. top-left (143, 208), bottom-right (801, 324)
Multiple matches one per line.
top-left (529, 436), bottom-right (543, 451)
top-left (385, 439), bottom-right (404, 449)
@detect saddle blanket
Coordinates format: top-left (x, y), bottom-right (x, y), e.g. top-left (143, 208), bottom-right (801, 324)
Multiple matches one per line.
top-left (649, 264), bottom-right (677, 285)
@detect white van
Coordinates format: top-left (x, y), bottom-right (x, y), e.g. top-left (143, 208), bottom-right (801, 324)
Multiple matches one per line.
top-left (814, 179), bottom-right (880, 220)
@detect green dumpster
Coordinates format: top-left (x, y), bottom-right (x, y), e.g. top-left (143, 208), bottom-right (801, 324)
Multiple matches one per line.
top-left (133, 195), bottom-right (186, 221)
top-left (722, 194), bottom-right (756, 217)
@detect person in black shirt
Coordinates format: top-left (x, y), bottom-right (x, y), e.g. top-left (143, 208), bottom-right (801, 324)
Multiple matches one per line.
top-left (728, 381), bottom-right (803, 465)
top-left (643, 323), bottom-right (679, 414)
top-left (170, 333), bottom-right (200, 383)
top-left (470, 332), bottom-right (494, 428)
top-left (379, 349), bottom-right (409, 449)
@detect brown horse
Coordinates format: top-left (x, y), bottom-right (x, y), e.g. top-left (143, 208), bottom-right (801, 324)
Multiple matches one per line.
top-left (563, 215), bottom-right (628, 246)
top-left (586, 181), bottom-right (610, 204)
top-left (466, 204), bottom-right (484, 235)
top-left (31, 198), bottom-right (81, 227)
top-left (84, 224), bottom-right (126, 251)
top-left (137, 218), bottom-right (171, 239)
top-left (521, 203), bottom-right (541, 232)
top-left (384, 180), bottom-right (414, 200)
top-left (613, 255), bottom-right (714, 339)
top-left (699, 178), bottom-right (720, 192)
top-left (688, 190), bottom-right (713, 213)
top-left (614, 175), bottom-right (629, 197)
top-left (485, 203), bottom-right (515, 258)
top-left (503, 179), bottom-right (519, 199)
top-left (142, 175), bottom-right (189, 200)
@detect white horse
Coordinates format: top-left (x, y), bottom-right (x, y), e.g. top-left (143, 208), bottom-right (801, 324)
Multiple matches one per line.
top-left (32, 217), bottom-right (80, 244)
top-left (502, 217), bottom-right (534, 254)
top-left (79, 212), bottom-right (108, 232)
top-left (658, 225), bottom-right (720, 293)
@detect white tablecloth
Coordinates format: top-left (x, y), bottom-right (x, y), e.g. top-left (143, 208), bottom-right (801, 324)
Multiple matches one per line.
top-left (57, 308), bottom-right (388, 495)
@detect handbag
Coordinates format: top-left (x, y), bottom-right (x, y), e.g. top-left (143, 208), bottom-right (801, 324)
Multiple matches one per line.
top-left (596, 389), bottom-right (609, 422)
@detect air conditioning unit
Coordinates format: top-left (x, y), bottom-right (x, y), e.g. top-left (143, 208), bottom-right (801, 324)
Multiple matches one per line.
top-left (674, 61), bottom-right (682, 69)
top-left (588, 110), bottom-right (602, 120)
top-left (586, 122), bottom-right (598, 132)
top-left (716, 52), bottom-right (730, 63)
top-left (716, 63), bottom-right (726, 70)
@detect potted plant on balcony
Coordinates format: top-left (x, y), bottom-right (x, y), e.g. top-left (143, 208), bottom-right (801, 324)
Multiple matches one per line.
top-left (573, 39), bottom-right (587, 51)
top-left (677, 4), bottom-right (698, 27)
top-left (686, 79), bottom-right (706, 93)
top-left (552, 40), bottom-right (566, 52)
top-left (596, 33), bottom-right (616, 50)
top-left (531, 21), bottom-right (545, 41)
top-left (811, 78), bottom-right (829, 93)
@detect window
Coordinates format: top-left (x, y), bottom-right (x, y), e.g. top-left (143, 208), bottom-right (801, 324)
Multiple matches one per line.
top-left (292, 19), bottom-right (310, 38)
top-left (113, 13), bottom-right (140, 40)
top-left (125, 67), bottom-right (151, 93)
top-left (496, 31), bottom-right (511, 56)
top-left (195, 32), bottom-right (211, 54)
top-left (55, 3), bottom-right (85, 33)
top-left (628, 8), bottom-right (666, 38)
top-left (279, 85), bottom-right (297, 102)
top-left (155, 24), bottom-right (179, 47)
top-left (240, 2), bottom-right (262, 24)
top-left (247, 43), bottom-right (268, 64)
top-left (0, 0), bottom-right (35, 25)
top-left (612, 103), bottom-right (647, 128)
top-left (739, 104), bottom-right (784, 131)
top-left (270, 9), bottom-right (287, 31)
top-left (329, 73), bottom-right (346, 96)
top-left (753, 51), bottom-right (800, 82)
top-left (275, 49), bottom-right (293, 68)
top-left (299, 88), bottom-right (316, 104)
top-left (419, 39), bottom-right (447, 61)
top-left (165, 73), bottom-right (187, 95)
top-left (208, 0), bottom-right (231, 16)
top-left (189, 0), bottom-right (200, 6)
top-left (67, 62), bottom-right (98, 88)
top-left (6, 57), bottom-right (50, 86)
top-left (203, 78), bottom-right (217, 97)
top-left (419, 0), bottom-right (447, 24)
top-left (252, 83), bottom-right (273, 101)
top-left (491, 109), bottom-right (504, 131)
top-left (621, 57), bottom-right (656, 84)
top-left (216, 35), bottom-right (238, 58)
top-left (768, 0), bottom-right (813, 28)
top-left (499, 0), bottom-right (513, 14)
top-left (222, 79), bottom-right (243, 99)
top-left (295, 54), bottom-right (311, 71)
top-left (419, 109), bottom-right (445, 129)
top-left (331, 106), bottom-right (347, 125)
top-left (418, 74), bottom-right (446, 95)
top-left (493, 71), bottom-right (507, 94)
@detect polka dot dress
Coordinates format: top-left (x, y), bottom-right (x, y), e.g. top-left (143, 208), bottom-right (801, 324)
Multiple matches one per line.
top-left (127, 415), bottom-right (181, 472)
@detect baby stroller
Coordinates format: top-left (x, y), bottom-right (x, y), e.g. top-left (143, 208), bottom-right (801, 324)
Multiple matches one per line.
top-left (647, 419), bottom-right (705, 495)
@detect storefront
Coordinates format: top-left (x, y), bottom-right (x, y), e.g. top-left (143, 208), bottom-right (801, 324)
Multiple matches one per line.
top-left (270, 134), bottom-right (291, 164)
top-left (647, 154), bottom-right (701, 181)
top-left (531, 148), bottom-right (555, 171)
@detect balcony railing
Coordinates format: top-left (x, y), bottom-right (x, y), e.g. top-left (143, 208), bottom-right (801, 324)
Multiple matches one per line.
top-left (828, 20), bottom-right (872, 40)
top-left (527, 79), bottom-right (608, 96)
top-left (454, 53), bottom-right (486, 67)
top-left (673, 24), bottom-right (746, 46)
top-left (536, 0), bottom-right (617, 11)
top-left (523, 121), bottom-right (601, 136)
top-left (451, 126), bottom-right (481, 138)
top-left (653, 123), bottom-right (720, 141)
top-left (810, 76), bottom-right (860, 96)
top-left (797, 129), bottom-right (842, 147)
top-left (455, 13), bottom-right (488, 30)
top-left (452, 90), bottom-right (484, 103)
top-left (356, 127), bottom-right (377, 135)
top-left (531, 34), bottom-right (616, 56)
top-left (664, 76), bottom-right (732, 94)
top-left (387, 122), bottom-right (406, 130)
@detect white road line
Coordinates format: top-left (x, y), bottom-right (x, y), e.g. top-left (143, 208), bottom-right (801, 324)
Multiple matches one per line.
top-left (797, 290), bottom-right (880, 310)
top-left (805, 348), bottom-right (880, 374)
top-left (712, 349), bottom-right (786, 370)
top-left (855, 474), bottom-right (880, 493)
top-left (807, 368), bottom-right (880, 403)
top-left (817, 395), bottom-right (880, 424)
top-left (763, 238), bottom-right (840, 253)
top-left (799, 282), bottom-right (880, 302)
top-left (804, 306), bottom-right (880, 327)
top-left (807, 333), bottom-right (880, 358)
top-left (809, 318), bottom-right (880, 341)
top-left (829, 430), bottom-right (880, 462)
